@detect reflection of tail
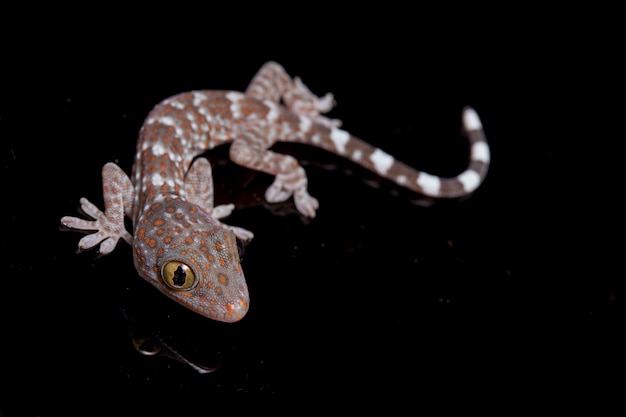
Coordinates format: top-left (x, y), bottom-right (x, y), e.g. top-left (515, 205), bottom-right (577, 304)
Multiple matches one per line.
top-left (302, 106), bottom-right (490, 198)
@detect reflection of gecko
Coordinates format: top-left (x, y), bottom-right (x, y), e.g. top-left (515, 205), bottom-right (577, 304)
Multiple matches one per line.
top-left (60, 61), bottom-right (490, 323)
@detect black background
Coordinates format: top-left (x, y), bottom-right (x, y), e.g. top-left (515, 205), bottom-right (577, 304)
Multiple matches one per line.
top-left (1, 6), bottom-right (623, 414)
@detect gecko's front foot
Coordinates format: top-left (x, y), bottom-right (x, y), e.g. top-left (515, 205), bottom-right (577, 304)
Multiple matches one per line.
top-left (210, 203), bottom-right (255, 241)
top-left (225, 225), bottom-right (255, 242)
top-left (61, 197), bottom-right (132, 254)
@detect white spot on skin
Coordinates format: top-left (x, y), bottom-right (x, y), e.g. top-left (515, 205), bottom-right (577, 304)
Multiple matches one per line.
top-left (229, 102), bottom-right (242, 118)
top-left (396, 175), bottom-right (407, 185)
top-left (226, 92), bottom-right (245, 118)
top-left (167, 151), bottom-right (183, 163)
top-left (352, 149), bottom-right (362, 161)
top-left (370, 148), bottom-right (394, 175)
top-left (311, 134), bottom-right (321, 145)
top-left (226, 91), bottom-right (244, 102)
top-left (148, 116), bottom-right (183, 136)
top-left (458, 170), bottom-right (480, 192)
top-left (299, 115), bottom-right (312, 133)
top-left (463, 107), bottom-right (482, 131)
top-left (417, 172), bottom-right (441, 195)
top-left (193, 92), bottom-right (208, 107)
top-left (152, 143), bottom-right (165, 156)
top-left (264, 101), bottom-right (279, 122)
top-left (197, 107), bottom-right (209, 117)
top-left (330, 128), bottom-right (350, 154)
top-left (166, 100), bottom-right (185, 109)
top-left (151, 173), bottom-right (164, 187)
top-left (471, 141), bottom-right (490, 163)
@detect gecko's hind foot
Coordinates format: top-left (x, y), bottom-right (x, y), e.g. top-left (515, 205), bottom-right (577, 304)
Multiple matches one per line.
top-left (286, 77), bottom-right (342, 128)
top-left (294, 189), bottom-right (319, 218)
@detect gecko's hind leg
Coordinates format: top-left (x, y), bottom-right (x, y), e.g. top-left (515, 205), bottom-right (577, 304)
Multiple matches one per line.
top-left (245, 61), bottom-right (341, 128)
top-left (230, 126), bottom-right (319, 218)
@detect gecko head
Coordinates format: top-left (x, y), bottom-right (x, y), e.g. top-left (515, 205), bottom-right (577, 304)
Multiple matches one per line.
top-left (132, 197), bottom-right (249, 322)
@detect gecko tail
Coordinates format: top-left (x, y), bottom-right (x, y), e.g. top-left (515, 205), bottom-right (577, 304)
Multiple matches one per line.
top-left (308, 106), bottom-right (490, 198)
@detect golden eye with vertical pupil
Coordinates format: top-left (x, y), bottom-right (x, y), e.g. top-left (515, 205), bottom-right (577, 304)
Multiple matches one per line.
top-left (161, 261), bottom-right (197, 290)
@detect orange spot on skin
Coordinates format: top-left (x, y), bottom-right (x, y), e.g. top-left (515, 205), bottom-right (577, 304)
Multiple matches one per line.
top-left (185, 236), bottom-right (193, 244)
top-left (164, 237), bottom-right (172, 244)
top-left (215, 242), bottom-right (223, 251)
top-left (137, 228), bottom-right (145, 239)
top-left (181, 291), bottom-right (193, 298)
top-left (218, 274), bottom-right (228, 284)
top-left (154, 219), bottom-right (164, 226)
top-left (219, 258), bottom-right (226, 267)
top-left (225, 304), bottom-right (235, 317)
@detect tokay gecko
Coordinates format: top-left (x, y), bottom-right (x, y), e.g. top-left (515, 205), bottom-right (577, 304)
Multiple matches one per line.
top-left (61, 61), bottom-right (490, 322)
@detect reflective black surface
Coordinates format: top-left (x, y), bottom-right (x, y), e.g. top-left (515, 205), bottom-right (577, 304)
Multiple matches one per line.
top-left (2, 10), bottom-right (622, 414)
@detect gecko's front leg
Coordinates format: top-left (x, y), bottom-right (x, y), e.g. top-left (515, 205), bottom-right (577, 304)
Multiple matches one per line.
top-left (184, 157), bottom-right (254, 241)
top-left (60, 162), bottom-right (134, 255)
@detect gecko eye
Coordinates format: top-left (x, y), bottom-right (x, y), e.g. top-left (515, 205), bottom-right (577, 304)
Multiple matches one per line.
top-left (161, 261), bottom-right (197, 290)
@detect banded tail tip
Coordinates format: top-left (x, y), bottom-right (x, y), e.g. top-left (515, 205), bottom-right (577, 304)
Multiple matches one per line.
top-left (462, 106), bottom-right (482, 131)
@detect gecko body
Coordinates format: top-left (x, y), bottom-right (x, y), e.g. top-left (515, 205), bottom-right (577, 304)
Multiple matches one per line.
top-left (61, 62), bottom-right (490, 322)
